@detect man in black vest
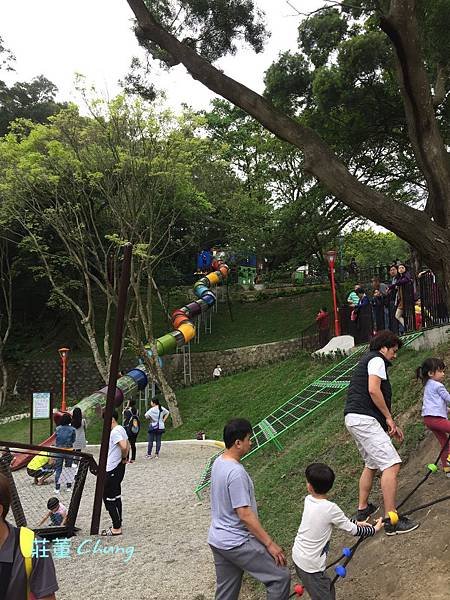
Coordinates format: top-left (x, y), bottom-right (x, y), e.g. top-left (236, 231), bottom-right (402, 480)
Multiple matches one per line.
top-left (344, 330), bottom-right (419, 535)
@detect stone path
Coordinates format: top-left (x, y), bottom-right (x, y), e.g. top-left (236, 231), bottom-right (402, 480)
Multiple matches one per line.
top-left (54, 442), bottom-right (218, 600)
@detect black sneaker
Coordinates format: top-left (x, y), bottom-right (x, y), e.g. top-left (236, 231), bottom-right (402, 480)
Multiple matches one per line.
top-left (355, 502), bottom-right (378, 521)
top-left (384, 516), bottom-right (419, 536)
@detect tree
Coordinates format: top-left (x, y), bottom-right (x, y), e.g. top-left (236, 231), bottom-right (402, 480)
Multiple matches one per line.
top-left (342, 229), bottom-right (408, 268)
top-left (1, 96), bottom-right (249, 423)
top-left (204, 100), bottom-right (358, 269)
top-left (126, 0), bottom-right (450, 302)
top-left (0, 75), bottom-right (66, 136)
top-left (0, 240), bottom-right (13, 408)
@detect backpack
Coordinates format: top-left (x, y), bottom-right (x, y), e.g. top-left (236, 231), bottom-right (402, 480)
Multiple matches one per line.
top-left (20, 527), bottom-right (34, 600)
top-left (128, 415), bottom-right (140, 436)
top-left (0, 526), bottom-right (34, 600)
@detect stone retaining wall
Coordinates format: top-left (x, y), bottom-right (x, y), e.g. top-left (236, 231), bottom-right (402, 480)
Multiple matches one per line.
top-left (15, 337), bottom-right (306, 401)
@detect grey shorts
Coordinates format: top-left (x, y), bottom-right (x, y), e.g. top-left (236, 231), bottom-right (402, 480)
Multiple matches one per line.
top-left (294, 565), bottom-right (335, 600)
top-left (345, 413), bottom-right (402, 471)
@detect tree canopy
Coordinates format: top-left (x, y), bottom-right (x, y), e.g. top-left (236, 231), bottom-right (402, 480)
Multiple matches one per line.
top-left (127, 0), bottom-right (450, 301)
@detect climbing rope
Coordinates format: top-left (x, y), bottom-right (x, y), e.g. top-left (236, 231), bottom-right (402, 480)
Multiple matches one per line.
top-left (396, 433), bottom-right (450, 511)
top-left (324, 433), bottom-right (450, 587)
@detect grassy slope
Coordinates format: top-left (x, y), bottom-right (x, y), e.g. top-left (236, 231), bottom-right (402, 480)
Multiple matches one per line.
top-left (1, 343), bottom-right (442, 512)
top-left (157, 289), bottom-right (330, 352)
top-left (7, 288), bottom-right (329, 362)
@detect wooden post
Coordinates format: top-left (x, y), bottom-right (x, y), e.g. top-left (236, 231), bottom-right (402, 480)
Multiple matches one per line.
top-left (49, 392), bottom-right (54, 437)
top-left (90, 243), bottom-right (132, 535)
top-left (29, 394), bottom-right (33, 446)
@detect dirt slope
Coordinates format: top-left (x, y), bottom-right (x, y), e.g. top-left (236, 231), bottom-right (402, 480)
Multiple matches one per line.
top-left (337, 432), bottom-right (450, 600)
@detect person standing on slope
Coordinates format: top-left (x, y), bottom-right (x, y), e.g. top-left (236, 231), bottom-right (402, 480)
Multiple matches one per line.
top-left (344, 330), bottom-right (418, 535)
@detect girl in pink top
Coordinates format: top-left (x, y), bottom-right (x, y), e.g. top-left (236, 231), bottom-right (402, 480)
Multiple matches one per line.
top-left (417, 357), bottom-right (450, 477)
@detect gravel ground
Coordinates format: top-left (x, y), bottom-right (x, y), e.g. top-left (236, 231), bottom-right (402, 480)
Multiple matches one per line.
top-left (54, 442), bottom-right (218, 600)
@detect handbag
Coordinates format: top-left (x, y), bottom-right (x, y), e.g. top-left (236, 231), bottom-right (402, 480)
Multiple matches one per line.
top-left (350, 309), bottom-right (358, 321)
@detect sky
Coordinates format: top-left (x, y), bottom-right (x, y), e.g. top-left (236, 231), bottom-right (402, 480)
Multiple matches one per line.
top-left (0, 0), bottom-right (323, 112)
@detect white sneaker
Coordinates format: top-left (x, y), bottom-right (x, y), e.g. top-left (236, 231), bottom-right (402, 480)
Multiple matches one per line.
top-left (54, 488), bottom-right (60, 494)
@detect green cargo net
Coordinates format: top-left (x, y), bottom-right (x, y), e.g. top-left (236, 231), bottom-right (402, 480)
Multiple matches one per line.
top-left (194, 331), bottom-right (423, 498)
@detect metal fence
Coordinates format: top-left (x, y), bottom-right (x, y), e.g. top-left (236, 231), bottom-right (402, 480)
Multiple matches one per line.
top-left (340, 276), bottom-right (449, 345)
top-left (0, 441), bottom-right (97, 540)
top-left (301, 271), bottom-right (449, 350)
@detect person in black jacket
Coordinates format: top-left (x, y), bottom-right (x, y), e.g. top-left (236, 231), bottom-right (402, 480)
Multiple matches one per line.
top-left (344, 330), bottom-right (418, 536)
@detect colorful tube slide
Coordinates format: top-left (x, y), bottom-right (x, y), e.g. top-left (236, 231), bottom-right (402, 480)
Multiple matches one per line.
top-left (75, 258), bottom-right (230, 416)
top-left (11, 258), bottom-right (229, 468)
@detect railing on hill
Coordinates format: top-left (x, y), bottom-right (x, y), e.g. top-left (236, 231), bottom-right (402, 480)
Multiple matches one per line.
top-left (302, 264), bottom-right (392, 287)
top-left (194, 330), bottom-right (424, 498)
top-left (341, 272), bottom-right (450, 345)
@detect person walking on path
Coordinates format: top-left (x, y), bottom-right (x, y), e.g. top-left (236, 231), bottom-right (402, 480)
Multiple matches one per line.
top-left (344, 330), bottom-right (419, 535)
top-left (101, 410), bottom-right (129, 536)
top-left (208, 418), bottom-right (291, 600)
top-left (0, 473), bottom-right (59, 600)
top-left (145, 398), bottom-right (170, 458)
top-left (417, 358), bottom-right (450, 477)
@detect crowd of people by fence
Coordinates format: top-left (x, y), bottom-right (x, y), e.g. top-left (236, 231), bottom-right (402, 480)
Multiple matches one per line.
top-left (341, 263), bottom-right (449, 344)
top-left (313, 262), bottom-right (449, 348)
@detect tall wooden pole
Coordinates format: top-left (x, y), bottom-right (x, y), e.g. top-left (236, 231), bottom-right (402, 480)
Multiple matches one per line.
top-left (329, 261), bottom-right (340, 336)
top-left (90, 243), bottom-right (132, 535)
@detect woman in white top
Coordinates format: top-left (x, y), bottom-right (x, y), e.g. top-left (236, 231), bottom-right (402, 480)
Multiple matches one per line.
top-left (144, 398), bottom-right (170, 458)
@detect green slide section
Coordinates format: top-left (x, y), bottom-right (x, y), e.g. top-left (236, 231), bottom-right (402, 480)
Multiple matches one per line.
top-left (194, 331), bottom-right (423, 498)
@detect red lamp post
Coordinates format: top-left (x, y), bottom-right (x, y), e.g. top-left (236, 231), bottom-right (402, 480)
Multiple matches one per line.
top-left (58, 347), bottom-right (70, 412)
top-left (325, 250), bottom-right (341, 337)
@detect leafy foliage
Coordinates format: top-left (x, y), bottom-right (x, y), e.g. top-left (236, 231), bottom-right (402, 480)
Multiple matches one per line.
top-left (342, 229), bottom-right (409, 267)
top-left (141, 0), bottom-right (268, 63)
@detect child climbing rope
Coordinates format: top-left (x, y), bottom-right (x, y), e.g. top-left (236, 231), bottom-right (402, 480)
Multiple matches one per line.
top-left (417, 357), bottom-right (450, 477)
top-left (292, 463), bottom-right (383, 600)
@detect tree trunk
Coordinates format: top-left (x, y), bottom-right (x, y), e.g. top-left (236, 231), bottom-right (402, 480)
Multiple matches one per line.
top-left (83, 321), bottom-right (109, 383)
top-left (139, 341), bottom-right (183, 427)
top-left (380, 1), bottom-right (450, 227)
top-left (126, 0), bottom-right (450, 290)
top-left (0, 356), bottom-right (8, 409)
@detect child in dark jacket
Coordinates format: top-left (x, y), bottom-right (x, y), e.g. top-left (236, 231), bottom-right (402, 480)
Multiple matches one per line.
top-left (54, 413), bottom-right (76, 493)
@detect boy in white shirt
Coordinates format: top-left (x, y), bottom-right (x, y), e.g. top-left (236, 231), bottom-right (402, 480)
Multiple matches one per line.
top-left (292, 463), bottom-right (383, 600)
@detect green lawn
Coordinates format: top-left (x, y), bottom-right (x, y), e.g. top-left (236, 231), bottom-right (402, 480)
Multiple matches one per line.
top-left (180, 290), bottom-right (330, 353)
top-left (1, 341), bottom-right (443, 495)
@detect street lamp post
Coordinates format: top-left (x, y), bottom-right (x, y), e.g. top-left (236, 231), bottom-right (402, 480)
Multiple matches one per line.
top-left (58, 347), bottom-right (70, 412)
top-left (325, 250), bottom-right (341, 337)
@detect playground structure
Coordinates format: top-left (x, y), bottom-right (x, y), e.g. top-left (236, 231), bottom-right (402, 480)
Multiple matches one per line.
top-left (77, 256), bottom-right (229, 418)
top-left (194, 331), bottom-right (424, 497)
top-left (9, 257), bottom-right (230, 470)
top-left (0, 441), bottom-right (97, 539)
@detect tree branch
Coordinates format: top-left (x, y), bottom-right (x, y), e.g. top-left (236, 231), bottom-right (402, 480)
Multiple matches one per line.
top-left (379, 0), bottom-right (450, 227)
top-left (127, 0), bottom-right (450, 258)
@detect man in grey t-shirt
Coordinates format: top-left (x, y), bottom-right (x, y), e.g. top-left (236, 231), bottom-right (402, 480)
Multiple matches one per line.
top-left (208, 419), bottom-right (290, 599)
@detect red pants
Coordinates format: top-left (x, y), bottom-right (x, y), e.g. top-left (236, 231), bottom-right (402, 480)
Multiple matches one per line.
top-left (423, 416), bottom-right (450, 467)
